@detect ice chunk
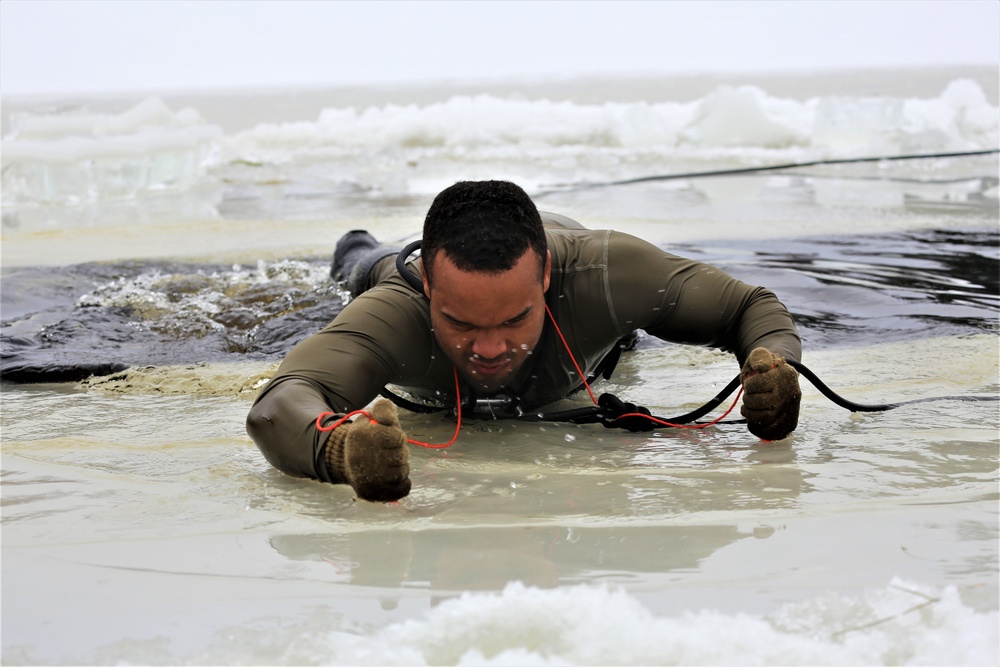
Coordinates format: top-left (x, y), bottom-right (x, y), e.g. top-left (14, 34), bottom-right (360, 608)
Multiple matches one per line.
top-left (813, 80), bottom-right (998, 155)
top-left (813, 96), bottom-right (907, 154)
top-left (679, 86), bottom-right (803, 148)
top-left (1, 97), bottom-right (221, 207)
top-left (940, 78), bottom-right (988, 108)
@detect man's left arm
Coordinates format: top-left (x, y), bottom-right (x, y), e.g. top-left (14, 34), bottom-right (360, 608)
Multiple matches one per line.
top-left (607, 232), bottom-right (802, 440)
top-left (715, 285), bottom-right (802, 439)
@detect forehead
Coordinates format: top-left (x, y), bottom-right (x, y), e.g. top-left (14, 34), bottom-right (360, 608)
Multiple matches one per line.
top-left (427, 251), bottom-right (543, 324)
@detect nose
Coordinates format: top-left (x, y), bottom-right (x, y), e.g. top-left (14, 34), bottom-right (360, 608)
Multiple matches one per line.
top-left (471, 329), bottom-right (506, 360)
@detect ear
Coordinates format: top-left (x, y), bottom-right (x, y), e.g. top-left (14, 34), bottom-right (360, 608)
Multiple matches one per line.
top-left (542, 250), bottom-right (552, 293)
top-left (420, 258), bottom-right (431, 298)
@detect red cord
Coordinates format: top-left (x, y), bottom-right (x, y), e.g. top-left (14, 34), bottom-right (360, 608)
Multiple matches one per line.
top-left (544, 304), bottom-right (597, 405)
top-left (612, 386), bottom-right (744, 430)
top-left (545, 304), bottom-right (741, 430)
top-left (316, 410), bottom-right (369, 432)
top-left (315, 368), bottom-right (463, 448)
top-left (406, 368), bottom-right (463, 449)
top-left (315, 309), bottom-right (744, 445)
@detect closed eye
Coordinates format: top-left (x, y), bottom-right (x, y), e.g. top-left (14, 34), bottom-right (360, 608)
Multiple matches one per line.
top-left (441, 306), bottom-right (532, 330)
top-left (502, 309), bottom-right (531, 326)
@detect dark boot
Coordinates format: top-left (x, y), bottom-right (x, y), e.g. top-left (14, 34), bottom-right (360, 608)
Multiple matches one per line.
top-left (617, 330), bottom-right (639, 352)
top-left (330, 230), bottom-right (380, 282)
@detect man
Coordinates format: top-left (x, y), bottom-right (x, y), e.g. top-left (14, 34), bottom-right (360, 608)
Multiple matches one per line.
top-left (247, 180), bottom-right (802, 502)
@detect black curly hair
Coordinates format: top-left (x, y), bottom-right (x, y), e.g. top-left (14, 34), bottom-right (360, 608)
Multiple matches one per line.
top-left (421, 180), bottom-right (547, 286)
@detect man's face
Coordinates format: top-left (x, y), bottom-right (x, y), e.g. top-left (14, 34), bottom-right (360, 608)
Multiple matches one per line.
top-left (423, 249), bottom-right (551, 394)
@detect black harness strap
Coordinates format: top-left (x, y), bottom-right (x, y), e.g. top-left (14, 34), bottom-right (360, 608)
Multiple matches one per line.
top-left (396, 239), bottom-right (427, 296)
top-left (378, 386), bottom-right (448, 414)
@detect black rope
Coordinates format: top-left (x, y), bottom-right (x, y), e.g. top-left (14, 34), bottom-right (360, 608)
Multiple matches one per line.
top-left (603, 360), bottom-right (999, 429)
top-left (534, 148), bottom-right (1000, 196)
top-left (786, 360), bottom-right (896, 412)
top-left (384, 361), bottom-right (997, 431)
top-left (653, 374), bottom-right (744, 423)
top-left (787, 360), bottom-right (999, 413)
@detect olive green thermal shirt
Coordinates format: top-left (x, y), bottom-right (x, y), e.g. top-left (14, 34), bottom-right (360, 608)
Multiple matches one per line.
top-left (247, 218), bottom-right (801, 481)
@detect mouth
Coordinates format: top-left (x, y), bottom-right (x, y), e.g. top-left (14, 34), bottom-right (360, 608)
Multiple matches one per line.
top-left (469, 357), bottom-right (510, 377)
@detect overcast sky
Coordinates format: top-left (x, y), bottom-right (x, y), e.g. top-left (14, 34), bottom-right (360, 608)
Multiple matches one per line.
top-left (1, 0), bottom-right (997, 96)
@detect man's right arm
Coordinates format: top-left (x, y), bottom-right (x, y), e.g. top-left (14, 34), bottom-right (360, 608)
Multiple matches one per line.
top-left (245, 281), bottom-right (435, 484)
top-left (247, 378), bottom-right (412, 501)
top-left (246, 377), bottom-right (342, 482)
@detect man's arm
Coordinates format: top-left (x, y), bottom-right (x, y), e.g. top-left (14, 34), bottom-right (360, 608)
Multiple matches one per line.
top-left (246, 280), bottom-right (436, 487)
top-left (606, 232), bottom-right (802, 439)
top-left (247, 379), bottom-right (413, 500)
top-left (606, 231), bottom-right (801, 364)
top-left (246, 377), bottom-right (340, 481)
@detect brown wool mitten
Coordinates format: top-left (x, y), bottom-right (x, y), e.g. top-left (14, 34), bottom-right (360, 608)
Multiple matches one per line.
top-left (323, 399), bottom-right (411, 502)
top-left (740, 347), bottom-right (802, 441)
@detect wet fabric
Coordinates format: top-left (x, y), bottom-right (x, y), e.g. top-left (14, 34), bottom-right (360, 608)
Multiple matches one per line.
top-left (247, 214), bottom-right (801, 481)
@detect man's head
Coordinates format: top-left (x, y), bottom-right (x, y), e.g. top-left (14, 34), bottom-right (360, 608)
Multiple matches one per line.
top-left (421, 180), bottom-right (548, 287)
top-left (420, 181), bottom-right (551, 394)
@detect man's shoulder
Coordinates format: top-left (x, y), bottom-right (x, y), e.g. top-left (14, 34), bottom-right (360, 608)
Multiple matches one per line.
top-left (540, 211), bottom-right (587, 230)
top-left (545, 226), bottom-right (611, 275)
top-left (338, 272), bottom-right (430, 325)
top-left (546, 225), bottom-right (670, 274)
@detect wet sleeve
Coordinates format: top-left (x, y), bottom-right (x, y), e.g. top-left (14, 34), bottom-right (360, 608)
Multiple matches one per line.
top-left (245, 284), bottom-right (434, 481)
top-left (606, 232), bottom-right (801, 364)
top-left (246, 378), bottom-right (341, 482)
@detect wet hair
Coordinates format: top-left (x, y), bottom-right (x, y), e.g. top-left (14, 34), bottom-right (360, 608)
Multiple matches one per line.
top-left (421, 180), bottom-right (547, 286)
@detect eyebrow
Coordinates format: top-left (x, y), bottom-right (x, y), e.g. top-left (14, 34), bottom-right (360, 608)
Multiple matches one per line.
top-left (441, 306), bottom-right (533, 328)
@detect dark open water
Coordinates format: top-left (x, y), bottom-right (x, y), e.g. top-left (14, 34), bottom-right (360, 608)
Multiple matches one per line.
top-left (2, 223), bottom-right (995, 384)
